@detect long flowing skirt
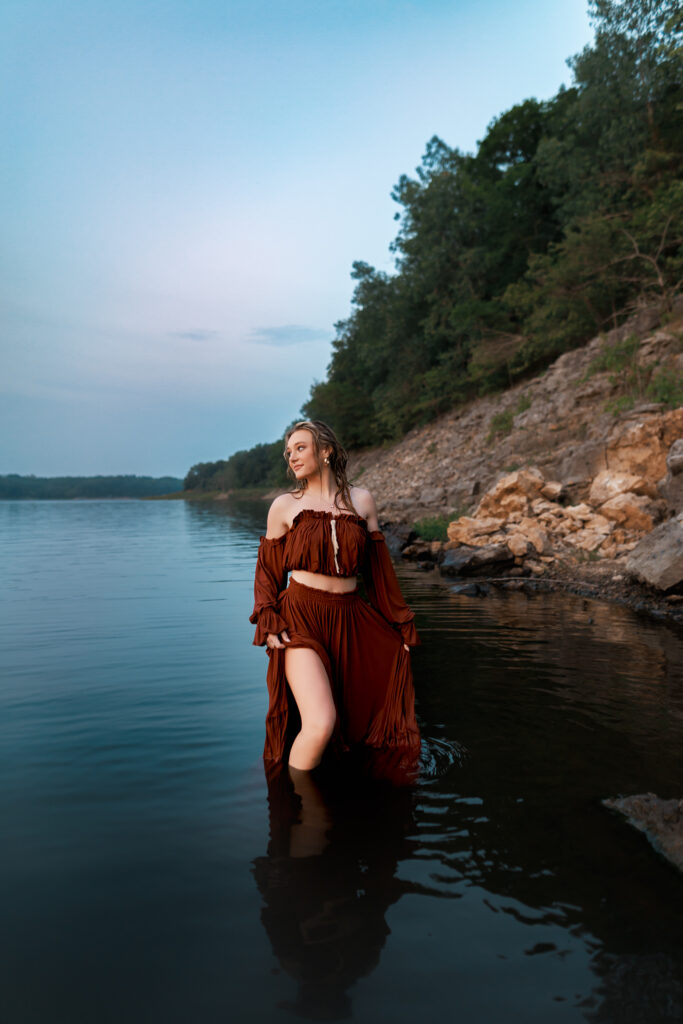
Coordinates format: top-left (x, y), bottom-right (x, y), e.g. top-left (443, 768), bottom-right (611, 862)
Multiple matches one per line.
top-left (263, 578), bottom-right (420, 772)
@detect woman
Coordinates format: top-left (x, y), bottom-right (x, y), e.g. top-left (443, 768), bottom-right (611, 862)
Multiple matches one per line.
top-left (250, 419), bottom-right (420, 772)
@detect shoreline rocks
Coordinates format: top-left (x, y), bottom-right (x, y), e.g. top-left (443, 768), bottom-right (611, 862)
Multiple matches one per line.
top-left (626, 516), bottom-right (683, 592)
top-left (345, 307), bottom-right (683, 619)
top-left (603, 794), bottom-right (683, 874)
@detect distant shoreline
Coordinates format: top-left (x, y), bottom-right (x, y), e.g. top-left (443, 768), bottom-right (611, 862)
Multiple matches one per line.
top-left (0, 474), bottom-right (183, 500)
top-left (148, 487), bottom-right (269, 501)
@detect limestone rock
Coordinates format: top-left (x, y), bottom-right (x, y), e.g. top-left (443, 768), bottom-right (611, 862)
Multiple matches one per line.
top-left (554, 441), bottom-right (607, 484)
top-left (401, 543), bottom-right (435, 561)
top-left (531, 498), bottom-right (560, 515)
top-left (584, 512), bottom-right (613, 532)
top-left (606, 407), bottom-right (683, 483)
top-left (600, 538), bottom-right (619, 559)
top-left (346, 308), bottom-right (683, 564)
top-left (589, 469), bottom-right (657, 505)
top-left (625, 517), bottom-right (683, 591)
top-left (506, 533), bottom-right (531, 557)
top-left (540, 480), bottom-right (564, 501)
top-left (440, 543), bottom-right (514, 577)
top-left (516, 521), bottom-right (552, 554)
top-left (419, 485), bottom-right (446, 505)
top-left (382, 524), bottom-right (417, 556)
top-left (564, 503), bottom-right (594, 521)
top-left (599, 492), bottom-right (659, 532)
top-left (447, 515), bottom-right (505, 547)
top-left (658, 438), bottom-right (683, 514)
top-left (603, 793), bottom-right (683, 873)
top-left (564, 527), bottom-right (610, 552)
top-left (476, 467), bottom-right (545, 518)
top-left (668, 438), bottom-right (683, 477)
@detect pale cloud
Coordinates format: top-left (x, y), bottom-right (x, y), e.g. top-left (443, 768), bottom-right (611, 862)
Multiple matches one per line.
top-left (249, 325), bottom-right (331, 347)
top-left (168, 329), bottom-right (220, 342)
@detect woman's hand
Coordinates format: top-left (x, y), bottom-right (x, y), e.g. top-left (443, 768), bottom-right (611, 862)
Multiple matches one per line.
top-left (266, 630), bottom-right (291, 650)
top-left (404, 644), bottom-right (409, 652)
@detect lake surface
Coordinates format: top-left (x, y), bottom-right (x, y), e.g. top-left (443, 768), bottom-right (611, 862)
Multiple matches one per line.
top-left (1, 499), bottom-right (683, 1024)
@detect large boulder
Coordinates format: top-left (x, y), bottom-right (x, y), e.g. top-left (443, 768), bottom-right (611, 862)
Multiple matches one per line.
top-left (475, 467), bottom-right (545, 518)
top-left (667, 438), bottom-right (683, 476)
top-left (606, 407), bottom-right (683, 483)
top-left (506, 533), bottom-right (531, 557)
top-left (598, 492), bottom-right (662, 532)
top-left (509, 517), bottom-right (552, 554)
top-left (554, 440), bottom-right (608, 485)
top-left (540, 480), bottom-right (564, 501)
top-left (603, 793), bottom-right (683, 873)
top-left (625, 516), bottom-right (683, 591)
top-left (658, 438), bottom-right (683, 514)
top-left (447, 515), bottom-right (505, 547)
top-left (589, 469), bottom-right (657, 505)
top-left (440, 543), bottom-right (514, 577)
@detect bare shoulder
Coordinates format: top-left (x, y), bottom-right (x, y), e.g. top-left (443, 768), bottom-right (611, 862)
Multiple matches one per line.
top-left (350, 487), bottom-right (379, 525)
top-left (265, 492), bottom-right (297, 538)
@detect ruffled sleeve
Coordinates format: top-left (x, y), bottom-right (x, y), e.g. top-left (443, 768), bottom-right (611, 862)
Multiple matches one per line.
top-left (249, 536), bottom-right (289, 646)
top-left (362, 532), bottom-right (420, 647)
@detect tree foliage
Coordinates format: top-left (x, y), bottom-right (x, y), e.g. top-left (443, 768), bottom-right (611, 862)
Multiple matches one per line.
top-left (300, 0), bottom-right (682, 445)
top-left (183, 441), bottom-right (289, 493)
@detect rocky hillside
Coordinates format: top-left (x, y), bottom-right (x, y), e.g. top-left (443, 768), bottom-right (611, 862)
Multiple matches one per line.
top-left (349, 303), bottom-right (683, 594)
top-left (350, 304), bottom-right (683, 523)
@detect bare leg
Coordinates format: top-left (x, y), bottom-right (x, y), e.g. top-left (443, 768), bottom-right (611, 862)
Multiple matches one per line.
top-left (285, 647), bottom-right (336, 770)
top-left (288, 765), bottom-right (332, 858)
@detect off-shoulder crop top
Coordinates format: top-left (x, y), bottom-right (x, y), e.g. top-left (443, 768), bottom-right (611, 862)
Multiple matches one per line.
top-left (249, 508), bottom-right (419, 647)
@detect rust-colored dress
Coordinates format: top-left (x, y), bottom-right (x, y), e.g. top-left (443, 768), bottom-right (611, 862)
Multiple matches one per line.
top-left (250, 509), bottom-right (420, 767)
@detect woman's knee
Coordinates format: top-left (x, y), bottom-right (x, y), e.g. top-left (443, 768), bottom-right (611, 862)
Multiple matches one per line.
top-left (301, 709), bottom-right (336, 744)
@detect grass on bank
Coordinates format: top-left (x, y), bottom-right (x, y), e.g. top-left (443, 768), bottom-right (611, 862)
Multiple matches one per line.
top-left (582, 332), bottom-right (683, 414)
top-left (412, 507), bottom-right (470, 542)
top-left (487, 392), bottom-right (532, 443)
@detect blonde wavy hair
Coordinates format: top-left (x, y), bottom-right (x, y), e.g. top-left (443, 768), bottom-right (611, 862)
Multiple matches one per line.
top-left (284, 420), bottom-right (357, 513)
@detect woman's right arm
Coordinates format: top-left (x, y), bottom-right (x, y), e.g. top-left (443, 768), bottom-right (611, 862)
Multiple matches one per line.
top-left (249, 497), bottom-right (291, 648)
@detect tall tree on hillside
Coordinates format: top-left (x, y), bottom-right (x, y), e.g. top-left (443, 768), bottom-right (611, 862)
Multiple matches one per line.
top-left (300, 0), bottom-right (683, 447)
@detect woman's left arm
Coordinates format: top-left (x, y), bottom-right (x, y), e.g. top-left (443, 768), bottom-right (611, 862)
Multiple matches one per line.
top-left (357, 490), bottom-right (419, 651)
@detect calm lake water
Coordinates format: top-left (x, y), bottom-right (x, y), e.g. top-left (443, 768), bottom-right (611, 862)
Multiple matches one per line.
top-left (2, 499), bottom-right (683, 1024)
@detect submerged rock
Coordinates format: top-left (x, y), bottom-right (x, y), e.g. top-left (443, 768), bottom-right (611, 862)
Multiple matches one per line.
top-left (603, 793), bottom-right (683, 873)
top-left (449, 581), bottom-right (484, 596)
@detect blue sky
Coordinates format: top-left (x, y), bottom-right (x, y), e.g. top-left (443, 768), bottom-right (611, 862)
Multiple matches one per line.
top-left (1, 0), bottom-right (593, 477)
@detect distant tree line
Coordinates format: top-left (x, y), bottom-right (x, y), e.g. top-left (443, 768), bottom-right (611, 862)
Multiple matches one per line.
top-left (183, 442), bottom-right (289, 494)
top-left (0, 475), bottom-right (183, 499)
top-left (186, 0), bottom-right (682, 493)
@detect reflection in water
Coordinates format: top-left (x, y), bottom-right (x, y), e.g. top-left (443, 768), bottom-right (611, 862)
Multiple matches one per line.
top-left (5, 499), bottom-right (683, 1020)
top-left (252, 761), bottom-right (418, 1021)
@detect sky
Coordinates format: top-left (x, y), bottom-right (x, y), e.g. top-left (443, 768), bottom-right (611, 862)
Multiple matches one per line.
top-left (0, 0), bottom-right (593, 477)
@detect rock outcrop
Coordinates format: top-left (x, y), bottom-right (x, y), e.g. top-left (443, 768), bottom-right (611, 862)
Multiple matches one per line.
top-left (603, 793), bottom-right (683, 873)
top-left (350, 309), bottom-right (683, 527)
top-left (658, 437), bottom-right (683, 514)
top-left (625, 515), bottom-right (683, 592)
top-left (440, 465), bottom-right (668, 573)
top-left (348, 307), bottom-right (682, 590)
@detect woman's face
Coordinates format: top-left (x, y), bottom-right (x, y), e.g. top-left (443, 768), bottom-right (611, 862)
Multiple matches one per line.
top-left (285, 429), bottom-right (329, 480)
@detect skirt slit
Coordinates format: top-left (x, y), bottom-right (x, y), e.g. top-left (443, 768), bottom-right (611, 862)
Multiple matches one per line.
top-left (263, 577), bottom-right (420, 766)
